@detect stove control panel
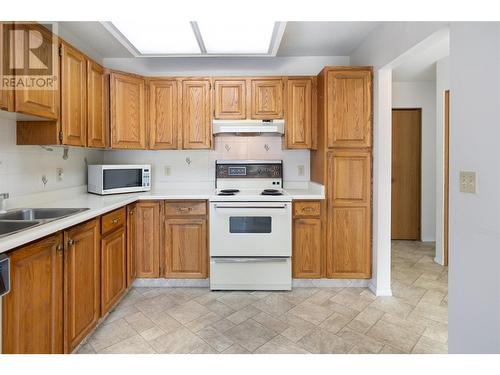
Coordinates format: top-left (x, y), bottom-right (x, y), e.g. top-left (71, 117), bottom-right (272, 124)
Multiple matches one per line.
top-left (217, 162), bottom-right (282, 179)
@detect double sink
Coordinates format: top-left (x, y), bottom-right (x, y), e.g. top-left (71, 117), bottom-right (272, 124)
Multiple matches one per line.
top-left (0, 208), bottom-right (89, 238)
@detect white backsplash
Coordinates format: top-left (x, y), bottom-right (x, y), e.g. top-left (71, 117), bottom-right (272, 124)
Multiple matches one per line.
top-left (0, 117), bottom-right (103, 198)
top-left (103, 135), bottom-right (310, 188)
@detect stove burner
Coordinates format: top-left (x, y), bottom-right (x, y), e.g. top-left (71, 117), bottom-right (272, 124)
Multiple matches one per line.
top-left (218, 188), bottom-right (240, 196)
top-left (261, 189), bottom-right (283, 196)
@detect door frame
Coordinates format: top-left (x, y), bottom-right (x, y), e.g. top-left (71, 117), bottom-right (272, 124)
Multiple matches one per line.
top-left (444, 90), bottom-right (450, 266)
top-left (391, 108), bottom-right (422, 240)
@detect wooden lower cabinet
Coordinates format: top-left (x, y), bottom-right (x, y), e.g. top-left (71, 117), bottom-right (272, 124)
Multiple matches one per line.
top-left (136, 201), bottom-right (160, 278)
top-left (126, 203), bottom-right (138, 287)
top-left (2, 234), bottom-right (64, 354)
top-left (63, 218), bottom-right (100, 353)
top-left (292, 201), bottom-right (323, 278)
top-left (101, 226), bottom-right (127, 316)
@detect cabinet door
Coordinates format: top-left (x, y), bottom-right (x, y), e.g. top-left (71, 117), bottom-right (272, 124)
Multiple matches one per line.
top-left (63, 218), bottom-right (100, 353)
top-left (136, 201), bottom-right (160, 278)
top-left (164, 217), bottom-right (207, 278)
top-left (285, 78), bottom-right (312, 149)
top-left (60, 42), bottom-right (87, 146)
top-left (293, 218), bottom-right (322, 278)
top-left (213, 79), bottom-right (247, 119)
top-left (149, 79), bottom-right (179, 149)
top-left (250, 78), bottom-right (283, 119)
top-left (326, 68), bottom-right (372, 148)
top-left (87, 60), bottom-right (108, 148)
top-left (127, 203), bottom-right (137, 287)
top-left (110, 72), bottom-right (146, 149)
top-left (182, 79), bottom-right (212, 149)
top-left (326, 151), bottom-right (371, 278)
top-left (101, 227), bottom-right (127, 315)
top-left (2, 233), bottom-right (63, 354)
top-left (14, 23), bottom-right (59, 120)
top-left (0, 22), bottom-right (14, 111)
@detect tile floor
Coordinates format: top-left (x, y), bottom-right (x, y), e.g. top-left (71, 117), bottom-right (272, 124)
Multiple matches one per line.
top-left (77, 241), bottom-right (448, 354)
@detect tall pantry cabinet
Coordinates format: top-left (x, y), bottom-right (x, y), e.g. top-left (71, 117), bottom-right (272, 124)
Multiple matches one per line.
top-left (311, 67), bottom-right (372, 279)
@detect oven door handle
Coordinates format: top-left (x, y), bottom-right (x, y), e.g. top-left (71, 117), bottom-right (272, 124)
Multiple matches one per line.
top-left (212, 257), bottom-right (289, 263)
top-left (213, 204), bottom-right (288, 209)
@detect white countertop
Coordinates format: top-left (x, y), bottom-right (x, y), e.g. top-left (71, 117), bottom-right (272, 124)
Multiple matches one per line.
top-left (0, 183), bottom-right (324, 254)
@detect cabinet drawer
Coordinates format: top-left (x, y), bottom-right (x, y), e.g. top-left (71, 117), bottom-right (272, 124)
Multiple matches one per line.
top-left (293, 201), bottom-right (321, 217)
top-left (164, 201), bottom-right (207, 216)
top-left (101, 207), bottom-right (126, 234)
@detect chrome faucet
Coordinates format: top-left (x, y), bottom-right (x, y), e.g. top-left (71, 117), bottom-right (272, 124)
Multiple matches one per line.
top-left (0, 193), bottom-right (9, 214)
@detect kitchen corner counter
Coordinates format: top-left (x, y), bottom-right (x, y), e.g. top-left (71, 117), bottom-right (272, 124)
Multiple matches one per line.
top-left (285, 182), bottom-right (325, 200)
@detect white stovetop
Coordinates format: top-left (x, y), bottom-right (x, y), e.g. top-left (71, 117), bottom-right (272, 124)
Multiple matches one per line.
top-left (210, 189), bottom-right (292, 202)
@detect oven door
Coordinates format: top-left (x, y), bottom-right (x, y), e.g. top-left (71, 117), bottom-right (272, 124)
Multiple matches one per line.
top-left (209, 201), bottom-right (292, 257)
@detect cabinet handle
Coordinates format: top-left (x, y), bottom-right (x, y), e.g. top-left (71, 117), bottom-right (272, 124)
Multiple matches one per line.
top-left (178, 207), bottom-right (192, 213)
top-left (67, 239), bottom-right (75, 246)
top-left (302, 207), bottom-right (314, 212)
top-left (129, 209), bottom-right (134, 215)
top-left (112, 217), bottom-right (120, 224)
top-left (56, 244), bottom-right (64, 252)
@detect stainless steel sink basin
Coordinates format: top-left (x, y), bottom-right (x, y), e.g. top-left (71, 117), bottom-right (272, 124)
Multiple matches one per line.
top-left (0, 208), bottom-right (89, 221)
top-left (0, 220), bottom-right (40, 237)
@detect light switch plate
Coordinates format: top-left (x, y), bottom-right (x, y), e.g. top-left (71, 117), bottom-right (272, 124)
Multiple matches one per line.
top-left (460, 171), bottom-right (476, 193)
top-left (164, 166), bottom-right (171, 176)
top-left (297, 165), bottom-right (305, 176)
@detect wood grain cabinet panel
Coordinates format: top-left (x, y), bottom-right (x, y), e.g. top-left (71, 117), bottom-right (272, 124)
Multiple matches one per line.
top-left (2, 233), bottom-right (63, 354)
top-left (164, 217), bottom-right (207, 279)
top-left (149, 79), bottom-right (179, 149)
top-left (60, 42), bottom-right (87, 147)
top-left (101, 226), bottom-right (127, 315)
top-left (127, 203), bottom-right (137, 287)
top-left (250, 78), bottom-right (283, 119)
top-left (293, 218), bottom-right (322, 278)
top-left (136, 201), bottom-right (160, 278)
top-left (110, 72), bottom-right (146, 149)
top-left (326, 69), bottom-right (371, 148)
top-left (213, 79), bottom-right (247, 119)
top-left (87, 60), bottom-right (108, 148)
top-left (285, 78), bottom-right (313, 149)
top-left (0, 22), bottom-right (14, 111)
top-left (181, 79), bottom-right (212, 149)
top-left (63, 218), bottom-right (100, 353)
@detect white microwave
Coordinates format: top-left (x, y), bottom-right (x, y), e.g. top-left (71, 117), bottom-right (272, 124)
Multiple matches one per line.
top-left (88, 164), bottom-right (151, 195)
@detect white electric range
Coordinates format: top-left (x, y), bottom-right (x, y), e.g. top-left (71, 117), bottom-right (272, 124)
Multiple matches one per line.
top-left (209, 160), bottom-right (292, 291)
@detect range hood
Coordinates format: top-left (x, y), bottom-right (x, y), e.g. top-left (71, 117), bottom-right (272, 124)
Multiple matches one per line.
top-left (213, 119), bottom-right (284, 135)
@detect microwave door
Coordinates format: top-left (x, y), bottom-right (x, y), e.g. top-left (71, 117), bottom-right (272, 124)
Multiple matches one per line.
top-left (103, 169), bottom-right (143, 190)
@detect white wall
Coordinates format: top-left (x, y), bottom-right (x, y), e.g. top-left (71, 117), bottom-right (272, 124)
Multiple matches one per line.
top-left (448, 22), bottom-right (500, 354)
top-left (103, 136), bottom-right (310, 188)
top-left (0, 117), bottom-right (103, 206)
top-left (435, 57), bottom-right (450, 265)
top-left (392, 81), bottom-right (437, 242)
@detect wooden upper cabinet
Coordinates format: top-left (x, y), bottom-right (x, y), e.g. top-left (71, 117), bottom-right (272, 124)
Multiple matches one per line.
top-left (285, 78), bottom-right (313, 149)
top-left (126, 203), bottom-right (138, 287)
top-left (0, 22), bottom-right (14, 111)
top-left (250, 78), bottom-right (283, 119)
top-left (136, 201), bottom-right (160, 278)
top-left (87, 60), bottom-right (108, 148)
top-left (110, 72), bottom-right (146, 149)
top-left (14, 23), bottom-right (59, 120)
top-left (63, 218), bottom-right (100, 353)
top-left (60, 42), bottom-right (87, 147)
top-left (149, 79), bottom-right (179, 149)
top-left (326, 68), bottom-right (372, 148)
top-left (181, 79), bottom-right (212, 149)
top-left (2, 233), bottom-right (64, 354)
top-left (213, 79), bottom-right (247, 119)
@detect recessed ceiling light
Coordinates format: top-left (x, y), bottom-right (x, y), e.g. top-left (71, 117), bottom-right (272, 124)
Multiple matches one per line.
top-left (196, 21), bottom-right (276, 54)
top-left (111, 21), bottom-right (201, 54)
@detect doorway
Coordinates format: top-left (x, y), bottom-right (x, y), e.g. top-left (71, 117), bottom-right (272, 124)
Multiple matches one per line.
top-left (391, 108), bottom-right (422, 240)
top-left (444, 90), bottom-right (450, 265)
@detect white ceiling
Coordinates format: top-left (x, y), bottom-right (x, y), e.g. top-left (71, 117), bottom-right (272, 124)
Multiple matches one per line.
top-left (57, 21), bottom-right (383, 60)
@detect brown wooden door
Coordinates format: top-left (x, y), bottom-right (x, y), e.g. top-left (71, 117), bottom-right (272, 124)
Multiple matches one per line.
top-left (327, 150), bottom-right (371, 278)
top-left (149, 79), bottom-right (179, 149)
top-left (110, 72), bottom-right (146, 149)
top-left (285, 78), bottom-right (313, 149)
top-left (101, 227), bottom-right (127, 315)
top-left (326, 68), bottom-right (372, 148)
top-left (164, 217), bottom-right (207, 278)
top-left (87, 60), bottom-right (108, 148)
top-left (14, 24), bottom-right (59, 120)
top-left (250, 78), bottom-right (283, 119)
top-left (2, 233), bottom-right (63, 354)
top-left (182, 79), bottom-right (212, 149)
top-left (63, 218), bottom-right (100, 353)
top-left (136, 201), bottom-right (160, 278)
top-left (0, 22), bottom-right (14, 111)
top-left (213, 79), bottom-right (247, 119)
top-left (127, 203), bottom-right (138, 287)
top-left (391, 109), bottom-right (421, 240)
top-left (293, 218), bottom-right (322, 278)
top-left (60, 42), bottom-right (87, 146)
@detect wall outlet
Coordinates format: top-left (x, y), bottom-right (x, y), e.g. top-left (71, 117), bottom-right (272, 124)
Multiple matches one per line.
top-left (460, 171), bottom-right (476, 193)
top-left (164, 166), bottom-right (171, 176)
top-left (56, 168), bottom-right (64, 181)
top-left (297, 165), bottom-right (305, 176)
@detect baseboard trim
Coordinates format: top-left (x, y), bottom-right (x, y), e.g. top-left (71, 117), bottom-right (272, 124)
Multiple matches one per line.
top-left (293, 278), bottom-right (370, 288)
top-left (133, 278), bottom-right (210, 287)
top-left (369, 281), bottom-right (393, 296)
